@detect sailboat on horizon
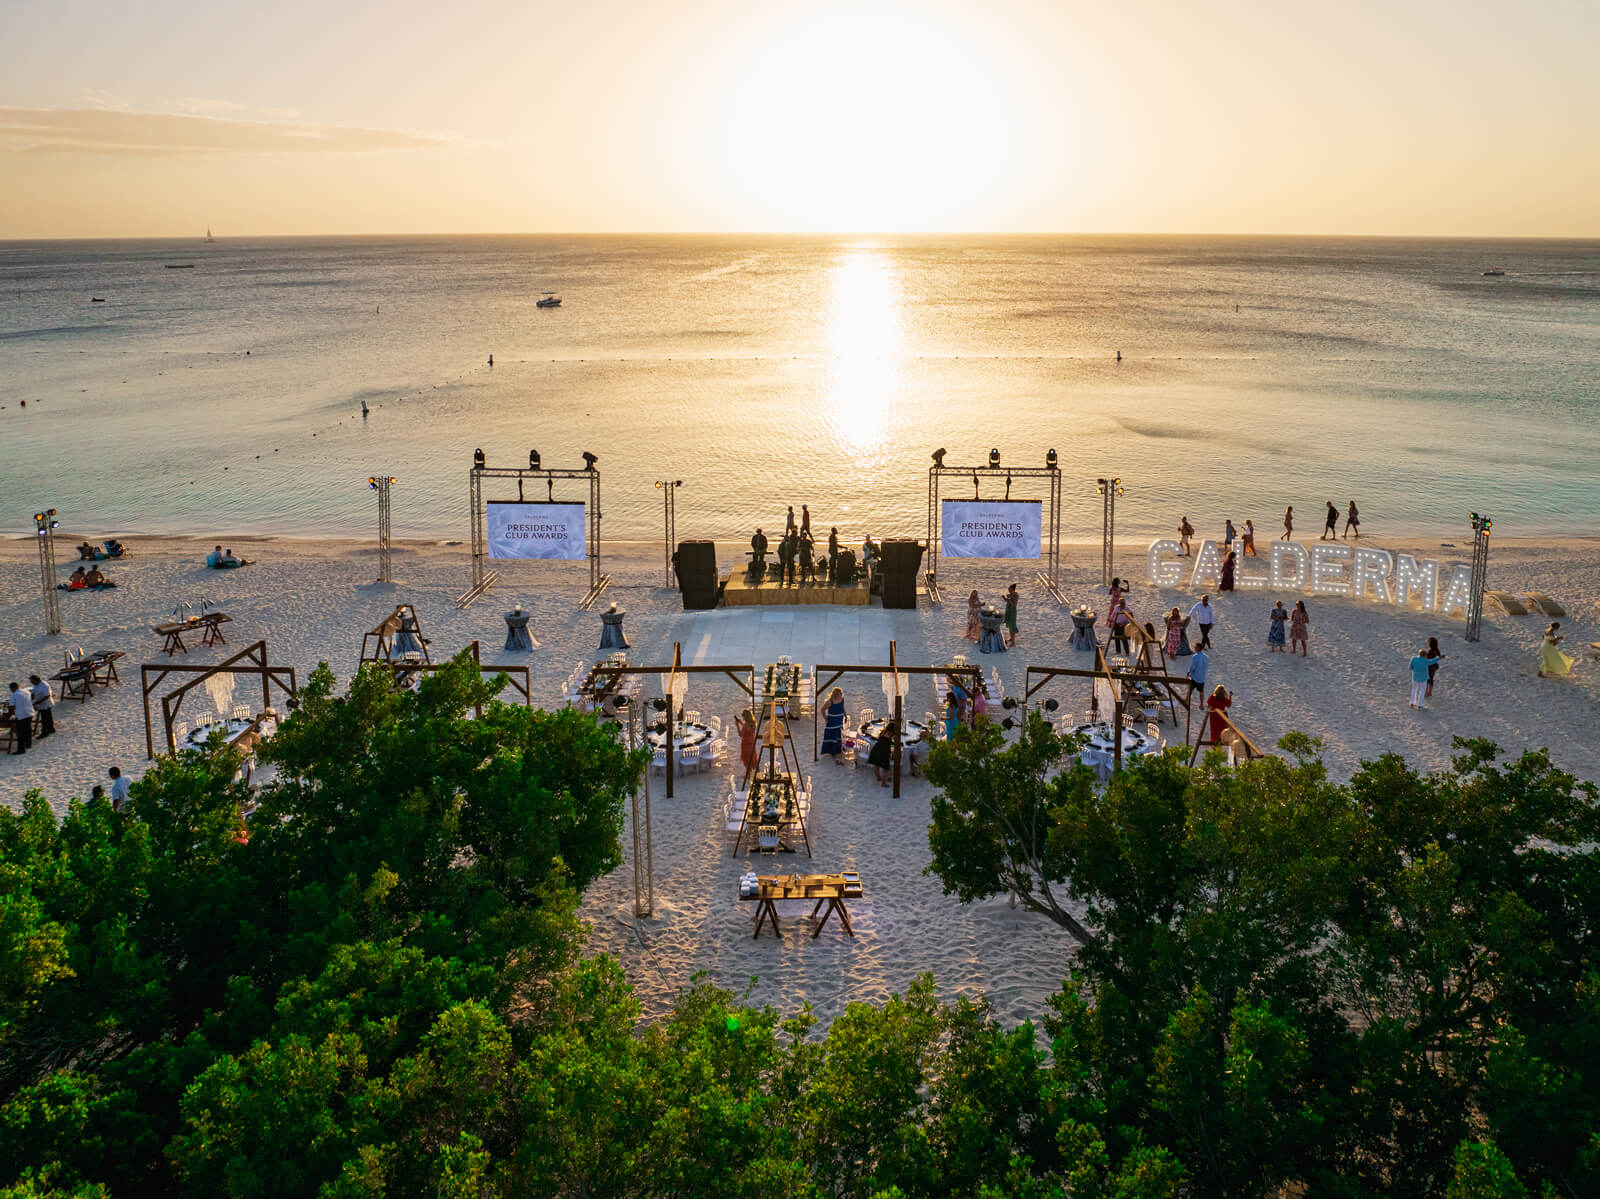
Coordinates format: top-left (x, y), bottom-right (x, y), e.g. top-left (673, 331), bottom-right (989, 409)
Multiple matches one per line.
top-left (203, 227), bottom-right (216, 244)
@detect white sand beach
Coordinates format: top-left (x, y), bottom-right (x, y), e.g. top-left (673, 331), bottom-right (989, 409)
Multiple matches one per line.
top-left (3, 533), bottom-right (1598, 1027)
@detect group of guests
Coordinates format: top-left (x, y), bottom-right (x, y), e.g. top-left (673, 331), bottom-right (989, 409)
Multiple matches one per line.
top-left (749, 505), bottom-right (855, 585)
top-left (965, 586), bottom-right (1020, 646)
top-left (205, 545), bottom-right (251, 569)
top-left (4, 677), bottom-right (57, 755)
top-left (1176, 501), bottom-right (1361, 560)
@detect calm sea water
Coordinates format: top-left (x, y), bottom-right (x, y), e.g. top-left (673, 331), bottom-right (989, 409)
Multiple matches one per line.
top-left (1, 236), bottom-right (1596, 545)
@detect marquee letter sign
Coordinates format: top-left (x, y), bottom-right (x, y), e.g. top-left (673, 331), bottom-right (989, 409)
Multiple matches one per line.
top-left (1147, 538), bottom-right (1470, 614)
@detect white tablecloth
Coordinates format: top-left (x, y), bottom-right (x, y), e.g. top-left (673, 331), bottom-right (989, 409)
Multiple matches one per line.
top-left (182, 717), bottom-right (259, 750)
top-left (646, 722), bottom-right (714, 751)
top-left (859, 718), bottom-right (928, 746)
top-left (1069, 723), bottom-right (1162, 780)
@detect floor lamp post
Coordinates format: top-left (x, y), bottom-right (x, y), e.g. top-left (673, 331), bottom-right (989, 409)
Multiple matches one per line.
top-left (655, 479), bottom-right (681, 588)
top-left (34, 509), bottom-right (61, 635)
top-left (369, 475), bottom-right (396, 582)
top-left (1096, 478), bottom-right (1123, 588)
top-left (1466, 512), bottom-right (1492, 642)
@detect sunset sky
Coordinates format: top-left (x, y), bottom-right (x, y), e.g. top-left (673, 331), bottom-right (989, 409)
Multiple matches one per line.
top-left (2, 0), bottom-right (1596, 238)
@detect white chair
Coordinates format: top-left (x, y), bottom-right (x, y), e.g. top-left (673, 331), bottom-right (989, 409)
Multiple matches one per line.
top-left (651, 747), bottom-right (668, 776)
top-left (757, 825), bottom-right (781, 854)
top-left (680, 744), bottom-right (701, 775)
top-left (706, 714), bottom-right (723, 737)
top-left (859, 707), bottom-right (875, 728)
top-left (1147, 721), bottom-right (1161, 743)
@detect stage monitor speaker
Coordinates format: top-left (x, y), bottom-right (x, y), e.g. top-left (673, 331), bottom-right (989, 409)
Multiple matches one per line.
top-left (675, 539), bottom-right (719, 609)
top-left (879, 539), bottom-right (924, 609)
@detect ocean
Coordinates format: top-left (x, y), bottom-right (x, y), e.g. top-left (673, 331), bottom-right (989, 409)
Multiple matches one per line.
top-left (1, 235), bottom-right (1596, 546)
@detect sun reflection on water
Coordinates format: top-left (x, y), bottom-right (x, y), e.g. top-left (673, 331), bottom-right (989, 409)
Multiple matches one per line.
top-left (826, 248), bottom-right (900, 450)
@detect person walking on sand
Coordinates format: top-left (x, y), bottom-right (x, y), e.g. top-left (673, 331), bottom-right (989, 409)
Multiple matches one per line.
top-left (1283, 506), bottom-right (1294, 540)
top-left (1268, 601), bottom-right (1288, 652)
top-left (1188, 594), bottom-right (1216, 650)
top-left (1423, 636), bottom-right (1444, 697)
top-left (1224, 519), bottom-right (1237, 552)
top-left (965, 590), bottom-right (982, 641)
top-left (1004, 583), bottom-right (1020, 647)
top-left (820, 688), bottom-right (846, 758)
top-left (868, 719), bottom-right (898, 787)
top-left (1179, 516), bottom-right (1194, 556)
top-left (1108, 597), bottom-right (1133, 655)
top-left (1163, 607), bottom-right (1184, 657)
top-left (1322, 501), bottom-right (1339, 541)
top-left (735, 709), bottom-right (758, 774)
top-left (1219, 549), bottom-right (1237, 592)
top-left (1206, 685), bottom-right (1233, 744)
top-left (1242, 519), bottom-right (1258, 556)
top-left (1343, 500), bottom-right (1360, 539)
top-left (1188, 646), bottom-right (1209, 695)
top-left (1538, 623), bottom-right (1574, 678)
top-left (1290, 601), bottom-right (1309, 656)
top-left (1408, 648), bottom-right (1436, 708)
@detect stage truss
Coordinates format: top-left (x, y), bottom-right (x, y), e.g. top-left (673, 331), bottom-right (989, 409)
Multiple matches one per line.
top-left (926, 461), bottom-right (1063, 606)
top-left (458, 461), bottom-right (609, 609)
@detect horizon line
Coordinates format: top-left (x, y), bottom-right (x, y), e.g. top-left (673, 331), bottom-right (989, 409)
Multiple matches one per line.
top-left (3, 229), bottom-right (1598, 243)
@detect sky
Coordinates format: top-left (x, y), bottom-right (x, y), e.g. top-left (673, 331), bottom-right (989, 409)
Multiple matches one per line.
top-left (1, 0), bottom-right (1597, 238)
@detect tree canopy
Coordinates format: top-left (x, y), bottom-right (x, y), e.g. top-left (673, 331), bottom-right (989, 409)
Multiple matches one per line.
top-left (1, 665), bottom-right (1597, 1198)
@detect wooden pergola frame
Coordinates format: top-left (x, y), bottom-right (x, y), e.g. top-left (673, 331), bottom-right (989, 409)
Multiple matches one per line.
top-left (379, 640), bottom-right (531, 715)
top-left (812, 642), bottom-right (985, 797)
top-left (1021, 644), bottom-right (1199, 775)
top-left (141, 640), bottom-right (297, 759)
top-left (586, 642), bottom-right (755, 797)
top-left (359, 603), bottom-right (430, 667)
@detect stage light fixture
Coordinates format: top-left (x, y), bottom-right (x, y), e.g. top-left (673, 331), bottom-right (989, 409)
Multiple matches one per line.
top-left (529, 449), bottom-right (541, 471)
top-left (368, 477), bottom-right (377, 489)
top-left (473, 448), bottom-right (486, 469)
top-left (1001, 717), bottom-right (1015, 730)
top-left (651, 697), bottom-right (668, 711)
top-left (1002, 696), bottom-right (1018, 710)
top-left (1044, 698), bottom-right (1059, 712)
top-left (989, 448), bottom-right (1001, 468)
top-left (582, 451), bottom-right (599, 470)
top-left (1046, 448), bottom-right (1058, 468)
top-left (931, 447), bottom-right (947, 467)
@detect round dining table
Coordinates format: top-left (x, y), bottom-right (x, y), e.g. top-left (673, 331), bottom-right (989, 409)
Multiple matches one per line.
top-left (858, 718), bottom-right (928, 747)
top-left (646, 721), bottom-right (714, 751)
top-left (1067, 722), bottom-right (1162, 780)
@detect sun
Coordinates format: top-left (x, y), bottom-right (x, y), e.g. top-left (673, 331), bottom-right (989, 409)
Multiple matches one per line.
top-left (723, 7), bottom-right (1018, 231)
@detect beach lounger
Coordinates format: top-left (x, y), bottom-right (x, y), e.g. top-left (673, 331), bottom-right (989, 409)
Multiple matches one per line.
top-left (1523, 592), bottom-right (1566, 618)
top-left (1485, 591), bottom-right (1529, 616)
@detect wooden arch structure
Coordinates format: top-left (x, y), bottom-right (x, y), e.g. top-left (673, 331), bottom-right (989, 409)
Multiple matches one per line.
top-left (359, 604), bottom-right (430, 667)
top-left (141, 640), bottom-right (297, 759)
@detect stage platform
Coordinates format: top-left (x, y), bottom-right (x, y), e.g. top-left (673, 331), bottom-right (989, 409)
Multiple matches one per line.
top-left (721, 572), bottom-right (871, 607)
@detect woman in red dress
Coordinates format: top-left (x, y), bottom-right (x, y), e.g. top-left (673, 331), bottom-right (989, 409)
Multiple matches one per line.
top-left (736, 709), bottom-right (758, 773)
top-left (1219, 550), bottom-right (1237, 592)
top-left (1206, 685), bottom-right (1233, 743)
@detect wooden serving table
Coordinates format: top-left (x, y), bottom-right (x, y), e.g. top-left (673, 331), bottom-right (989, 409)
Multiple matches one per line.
top-left (153, 613), bottom-right (231, 655)
top-left (743, 871), bottom-right (862, 939)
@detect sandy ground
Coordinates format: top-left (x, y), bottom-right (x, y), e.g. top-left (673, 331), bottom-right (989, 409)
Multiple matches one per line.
top-left (3, 532), bottom-right (1598, 1027)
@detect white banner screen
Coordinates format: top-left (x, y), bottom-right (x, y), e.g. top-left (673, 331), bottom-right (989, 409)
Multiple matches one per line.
top-left (487, 502), bottom-right (586, 560)
top-left (940, 500), bottom-right (1042, 559)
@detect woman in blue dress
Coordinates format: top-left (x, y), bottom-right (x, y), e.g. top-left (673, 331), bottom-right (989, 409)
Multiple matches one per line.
top-left (820, 688), bottom-right (846, 758)
top-left (1268, 601), bottom-right (1288, 652)
top-left (943, 692), bottom-right (961, 742)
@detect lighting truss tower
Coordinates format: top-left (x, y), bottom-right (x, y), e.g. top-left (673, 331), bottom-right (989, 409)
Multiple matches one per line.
top-left (1466, 512), bottom-right (1491, 642)
top-left (34, 509), bottom-right (61, 635)
top-left (1096, 478), bottom-right (1124, 588)
top-left (655, 479), bottom-right (681, 588)
top-left (369, 475), bottom-right (396, 582)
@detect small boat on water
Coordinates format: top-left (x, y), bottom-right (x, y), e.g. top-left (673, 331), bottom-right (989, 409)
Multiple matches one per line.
top-left (91, 297), bottom-right (106, 302)
top-left (204, 227), bottom-right (216, 244)
top-left (165, 263), bottom-right (196, 269)
top-left (536, 291), bottom-right (562, 308)
top-left (1482, 269), bottom-right (1505, 277)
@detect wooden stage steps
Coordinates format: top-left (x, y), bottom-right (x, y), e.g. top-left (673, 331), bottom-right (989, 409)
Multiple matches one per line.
top-left (721, 572), bottom-right (871, 607)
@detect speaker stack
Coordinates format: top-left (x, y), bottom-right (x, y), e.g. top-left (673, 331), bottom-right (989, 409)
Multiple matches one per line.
top-left (675, 540), bottom-right (720, 609)
top-left (878, 539), bottom-right (925, 609)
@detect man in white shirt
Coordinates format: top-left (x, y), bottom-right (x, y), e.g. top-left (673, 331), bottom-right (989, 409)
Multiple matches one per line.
top-left (7, 682), bottom-right (34, 754)
top-left (109, 766), bottom-right (131, 811)
top-left (1188, 595), bottom-right (1217, 650)
top-left (28, 675), bottom-right (54, 738)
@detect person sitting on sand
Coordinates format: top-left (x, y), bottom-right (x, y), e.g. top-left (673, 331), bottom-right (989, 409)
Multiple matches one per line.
top-left (67, 566), bottom-right (87, 589)
top-left (1538, 623), bottom-right (1574, 678)
top-left (78, 541), bottom-right (99, 560)
top-left (84, 565), bottom-right (112, 588)
top-left (206, 545), bottom-right (224, 568)
top-left (220, 548), bottom-right (250, 567)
